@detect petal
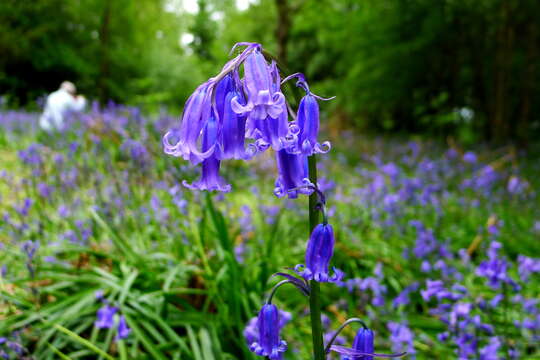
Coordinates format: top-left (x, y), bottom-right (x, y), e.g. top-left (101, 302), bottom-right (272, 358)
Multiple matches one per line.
top-left (267, 103), bottom-right (284, 119)
top-left (272, 91), bottom-right (285, 107)
top-left (255, 90), bottom-right (272, 105)
top-left (231, 96), bottom-right (253, 115)
top-left (314, 141), bottom-right (331, 154)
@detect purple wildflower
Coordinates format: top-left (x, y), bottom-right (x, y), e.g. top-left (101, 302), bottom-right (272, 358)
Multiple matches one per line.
top-left (463, 151), bottom-right (477, 164)
top-left (182, 117), bottom-right (231, 192)
top-left (232, 48), bottom-right (285, 122)
top-left (273, 150), bottom-right (312, 198)
top-left (393, 282), bottom-right (419, 308)
top-left (295, 223), bottom-right (344, 283)
top-left (95, 304), bottom-right (118, 329)
top-left (248, 304), bottom-right (288, 359)
top-left (517, 255), bottom-right (540, 282)
top-left (115, 316), bottom-right (131, 340)
top-left (476, 242), bottom-right (517, 289)
top-left (330, 327), bottom-right (405, 359)
top-left (291, 76), bottom-right (331, 155)
top-left (387, 322), bottom-right (415, 357)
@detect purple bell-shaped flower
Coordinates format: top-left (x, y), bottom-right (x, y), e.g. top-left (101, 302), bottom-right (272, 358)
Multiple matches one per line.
top-left (296, 93), bottom-right (331, 155)
top-left (347, 328), bottom-right (375, 360)
top-left (295, 223), bottom-right (344, 282)
top-left (183, 116), bottom-right (231, 192)
top-left (249, 304), bottom-right (288, 359)
top-left (95, 305), bottom-right (118, 329)
top-left (274, 149), bottom-right (313, 198)
top-left (231, 48), bottom-right (285, 121)
top-left (330, 327), bottom-right (405, 359)
top-left (163, 81), bottom-right (216, 165)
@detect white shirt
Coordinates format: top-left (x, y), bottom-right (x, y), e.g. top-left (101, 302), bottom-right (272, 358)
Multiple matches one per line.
top-left (39, 89), bottom-right (86, 131)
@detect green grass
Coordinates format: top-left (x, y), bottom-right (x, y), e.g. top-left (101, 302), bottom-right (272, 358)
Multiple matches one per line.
top-left (0, 112), bottom-right (539, 359)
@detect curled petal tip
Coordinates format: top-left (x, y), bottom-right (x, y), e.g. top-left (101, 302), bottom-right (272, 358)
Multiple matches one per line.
top-left (315, 141), bottom-right (332, 154)
top-left (229, 42), bottom-right (260, 56)
top-left (312, 94), bottom-right (336, 101)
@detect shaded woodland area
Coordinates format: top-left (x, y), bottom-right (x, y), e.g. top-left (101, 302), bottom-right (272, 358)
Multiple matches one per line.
top-left (1, 0), bottom-right (539, 144)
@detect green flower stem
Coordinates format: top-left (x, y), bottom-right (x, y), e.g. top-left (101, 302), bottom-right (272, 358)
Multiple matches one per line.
top-left (308, 154), bottom-right (325, 360)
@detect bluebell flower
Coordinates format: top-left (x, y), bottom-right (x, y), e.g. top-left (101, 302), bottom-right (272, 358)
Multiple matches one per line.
top-left (341, 328), bottom-right (374, 360)
top-left (273, 150), bottom-right (312, 198)
top-left (221, 89), bottom-right (248, 160)
top-left (329, 327), bottom-right (405, 359)
top-left (280, 73), bottom-right (332, 155)
top-left (455, 333), bottom-right (477, 358)
top-left (95, 304), bottom-right (118, 329)
top-left (115, 315), bottom-right (131, 340)
top-left (295, 223), bottom-right (344, 283)
top-left (446, 148), bottom-right (458, 159)
top-left (421, 280), bottom-right (453, 302)
top-left (231, 47), bottom-right (285, 122)
top-left (15, 198), bottom-right (32, 217)
top-left (517, 255), bottom-right (540, 282)
top-left (393, 282), bottom-right (419, 308)
top-left (21, 240), bottom-right (38, 260)
top-left (37, 182), bottom-right (53, 198)
top-left (182, 116), bottom-right (231, 192)
top-left (18, 143), bottom-right (43, 166)
top-left (387, 322), bottom-right (415, 358)
top-left (463, 151), bottom-right (477, 164)
top-left (121, 139), bottom-right (151, 168)
top-left (507, 176), bottom-right (528, 195)
top-left (6, 341), bottom-right (24, 356)
top-left (163, 43), bottom-right (333, 195)
top-left (294, 93), bottom-right (330, 155)
top-left (163, 80), bottom-right (215, 164)
top-left (249, 304), bottom-right (288, 359)
top-left (244, 308), bottom-right (291, 346)
top-left (476, 241), bottom-right (517, 289)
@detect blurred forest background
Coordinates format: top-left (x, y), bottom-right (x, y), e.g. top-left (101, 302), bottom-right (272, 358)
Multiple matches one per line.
top-left (1, 0), bottom-right (540, 145)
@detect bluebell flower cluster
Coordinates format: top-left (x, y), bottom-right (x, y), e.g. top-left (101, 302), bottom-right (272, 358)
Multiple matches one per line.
top-left (94, 291), bottom-right (131, 341)
top-left (163, 43), bottom-right (331, 197)
top-left (0, 333), bottom-right (28, 359)
top-left (338, 263), bottom-right (387, 307)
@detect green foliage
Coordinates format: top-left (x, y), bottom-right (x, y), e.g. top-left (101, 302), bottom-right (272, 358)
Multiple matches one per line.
top-left (1, 108), bottom-right (540, 358)
top-left (1, 0), bottom-right (540, 138)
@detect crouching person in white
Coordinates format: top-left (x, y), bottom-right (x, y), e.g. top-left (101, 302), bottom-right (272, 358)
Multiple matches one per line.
top-left (39, 81), bottom-right (86, 132)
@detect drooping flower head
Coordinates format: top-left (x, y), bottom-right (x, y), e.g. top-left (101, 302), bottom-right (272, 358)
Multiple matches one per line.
top-left (95, 304), bottom-right (118, 329)
top-left (182, 116), bottom-right (231, 192)
top-left (295, 223), bottom-right (344, 283)
top-left (282, 73), bottom-right (332, 156)
top-left (249, 304), bottom-right (288, 359)
top-left (116, 315), bottom-right (131, 341)
top-left (162, 43), bottom-right (333, 195)
top-left (232, 46), bottom-right (285, 122)
top-left (274, 150), bottom-right (312, 198)
top-left (347, 328), bottom-right (374, 360)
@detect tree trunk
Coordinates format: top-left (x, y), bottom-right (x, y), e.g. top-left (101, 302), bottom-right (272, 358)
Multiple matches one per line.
top-left (517, 20), bottom-right (537, 147)
top-left (98, 0), bottom-right (112, 103)
top-left (275, 0), bottom-right (291, 66)
top-left (492, 0), bottom-right (514, 143)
